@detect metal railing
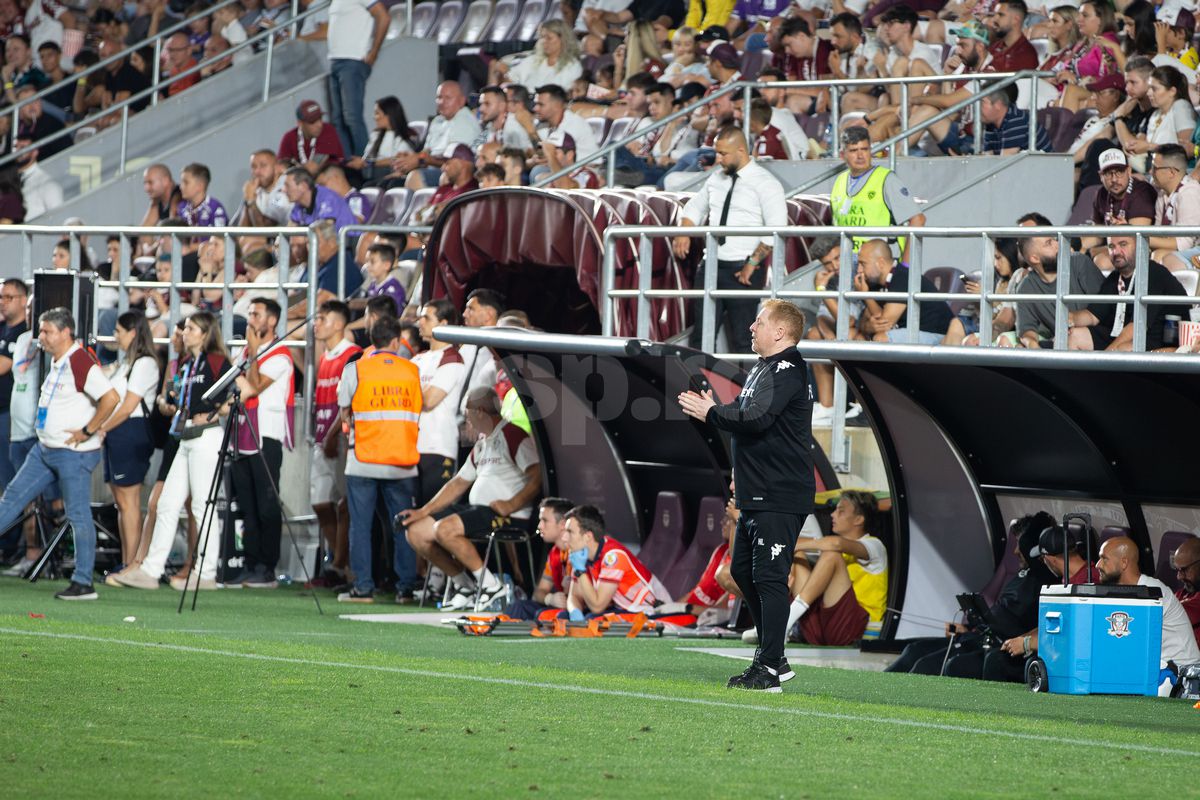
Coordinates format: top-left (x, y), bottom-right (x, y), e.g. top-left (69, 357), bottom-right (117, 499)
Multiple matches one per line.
top-left (336, 223), bottom-right (433, 300)
top-left (3, 0), bottom-right (328, 173)
top-left (6, 224), bottom-right (321, 443)
top-left (537, 70), bottom-right (1054, 191)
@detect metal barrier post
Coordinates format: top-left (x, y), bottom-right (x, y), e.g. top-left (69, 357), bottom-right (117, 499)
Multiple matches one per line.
top-left (601, 234), bottom-right (617, 336)
top-left (742, 84), bottom-right (752, 146)
top-left (978, 233), bottom-right (993, 345)
top-left (263, 35), bottom-right (275, 103)
top-left (906, 234), bottom-right (922, 343)
top-left (1052, 231), bottom-right (1070, 349)
top-left (900, 83), bottom-right (909, 158)
top-left (701, 234), bottom-right (718, 353)
top-left (830, 87), bottom-right (841, 160)
top-left (118, 234), bottom-right (132, 314)
top-left (1132, 233), bottom-right (1149, 352)
top-left (1027, 74), bottom-right (1039, 153)
top-left (222, 233), bottom-right (237, 344)
top-left (770, 233), bottom-right (782, 298)
top-left (973, 95), bottom-right (984, 154)
top-left (151, 38), bottom-right (162, 107)
top-left (119, 106), bottom-right (130, 175)
top-left (636, 234), bottom-right (652, 338)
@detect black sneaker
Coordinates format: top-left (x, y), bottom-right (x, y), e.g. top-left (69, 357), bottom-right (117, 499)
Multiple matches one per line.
top-left (727, 663), bottom-right (760, 689)
top-left (337, 587), bottom-right (375, 603)
top-left (778, 658), bottom-right (795, 683)
top-left (219, 569), bottom-right (247, 588)
top-left (244, 565), bottom-right (278, 589)
top-left (55, 581), bottom-right (98, 601)
top-left (736, 664), bottom-right (782, 693)
top-left (395, 587), bottom-right (415, 605)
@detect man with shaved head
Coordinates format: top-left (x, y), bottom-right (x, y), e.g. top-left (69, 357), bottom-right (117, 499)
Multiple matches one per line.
top-left (391, 81), bottom-right (481, 190)
top-left (854, 238), bottom-right (953, 345)
top-left (1096, 536), bottom-right (1200, 666)
top-left (140, 164), bottom-right (182, 228)
top-left (1169, 538), bottom-right (1200, 649)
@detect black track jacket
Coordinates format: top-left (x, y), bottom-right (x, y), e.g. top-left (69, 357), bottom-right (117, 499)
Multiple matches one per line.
top-left (705, 347), bottom-right (815, 516)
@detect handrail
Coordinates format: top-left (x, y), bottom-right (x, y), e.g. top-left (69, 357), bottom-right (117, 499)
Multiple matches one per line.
top-left (2, 0), bottom-right (332, 172)
top-left (537, 70), bottom-right (1053, 190)
top-left (336, 223), bottom-right (433, 300)
top-left (7, 0), bottom-right (245, 138)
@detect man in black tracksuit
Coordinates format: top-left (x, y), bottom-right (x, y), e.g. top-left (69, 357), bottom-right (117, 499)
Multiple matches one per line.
top-left (679, 300), bottom-right (815, 693)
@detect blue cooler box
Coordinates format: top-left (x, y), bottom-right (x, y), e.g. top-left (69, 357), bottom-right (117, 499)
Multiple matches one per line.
top-left (1037, 584), bottom-right (1163, 696)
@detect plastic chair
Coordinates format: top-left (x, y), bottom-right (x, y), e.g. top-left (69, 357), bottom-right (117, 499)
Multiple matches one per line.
top-left (512, 0), bottom-right (547, 41)
top-left (431, 0), bottom-right (467, 44)
top-left (377, 187), bottom-right (411, 224)
top-left (409, 120), bottom-right (428, 146)
top-left (400, 187), bottom-right (437, 224)
top-left (1172, 268), bottom-right (1199, 296)
top-left (636, 491), bottom-right (689, 578)
top-left (587, 116), bottom-right (608, 145)
top-left (487, 0), bottom-right (520, 42)
top-left (661, 496), bottom-right (727, 600)
top-left (408, 2), bottom-right (440, 39)
top-left (924, 266), bottom-right (964, 293)
top-left (1068, 184), bottom-right (1100, 225)
top-left (458, 0), bottom-right (494, 44)
top-left (979, 519), bottom-right (1022, 607)
top-left (1156, 531), bottom-right (1197, 592)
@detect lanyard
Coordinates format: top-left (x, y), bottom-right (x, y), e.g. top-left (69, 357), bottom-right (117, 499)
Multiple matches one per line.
top-left (39, 359), bottom-right (69, 409)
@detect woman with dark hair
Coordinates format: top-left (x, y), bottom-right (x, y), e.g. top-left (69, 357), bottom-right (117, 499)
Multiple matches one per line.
top-left (1145, 64), bottom-right (1195, 148)
top-left (942, 238), bottom-right (1025, 346)
top-left (115, 311), bottom-right (231, 592)
top-left (51, 238), bottom-right (92, 271)
top-left (98, 310), bottom-right (161, 579)
top-left (1121, 0), bottom-right (1158, 59)
top-left (345, 96), bottom-right (417, 182)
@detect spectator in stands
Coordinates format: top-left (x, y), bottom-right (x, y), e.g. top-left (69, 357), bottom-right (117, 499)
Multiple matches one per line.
top-left (35, 42), bottom-right (73, 113)
top-left (704, 39), bottom-right (743, 94)
top-left (1148, 143), bottom-right (1200, 269)
top-left (317, 163), bottom-right (372, 223)
top-left (976, 83), bottom-right (1053, 155)
top-left (400, 386), bottom-right (542, 611)
top-left (1067, 234), bottom-right (1190, 351)
top-left (1170, 538), bottom-right (1200, 648)
top-left (0, 169), bottom-right (23, 223)
top-left (13, 138), bottom-right (62, 218)
top-left (311, 299), bottom-right (360, 585)
top-left (225, 298), bottom-right (293, 589)
top-left (278, 99), bottom-right (345, 174)
top-left (346, 95), bottom-right (419, 184)
top-left (288, 218), bottom-right (362, 316)
top-left (504, 497), bottom-right (574, 620)
top-left (988, 0), bottom-right (1039, 71)
top-left (499, 146), bottom-right (527, 186)
top-left (140, 163), bottom-right (183, 229)
top-left (808, 240), bottom-right (866, 425)
top-left (772, 17), bottom-right (832, 114)
top-left (1036, 6), bottom-right (1082, 93)
top-left (674, 126), bottom-right (785, 353)
top-left (827, 12), bottom-right (880, 114)
top-left (785, 491), bottom-right (887, 646)
top-left (15, 85), bottom-right (66, 160)
top-left (285, 165), bottom-right (355, 232)
top-left (1068, 74), bottom-right (1127, 168)
top-left (409, 144), bottom-right (479, 231)
top-left (394, 80), bottom-right (480, 190)
top-left (1144, 65), bottom-right (1194, 150)
top-left (492, 20), bottom-right (584, 92)
top-left (1083, 149), bottom-right (1156, 270)
top-left (199, 34), bottom-right (233, 78)
top-left (1156, 9), bottom-right (1198, 71)
top-left (475, 85), bottom-right (533, 154)
top-left (542, 131), bottom-right (603, 189)
top-left (530, 82), bottom-right (599, 175)
top-left (176, 162), bottom-right (228, 228)
top-left (874, 5), bottom-right (941, 106)
top-left (830, 127), bottom-right (925, 262)
top-left (856, 238), bottom-right (953, 343)
top-left (360, 242), bottom-right (405, 316)
top-left (943, 236), bottom-right (1025, 346)
top-left (1052, 0), bottom-right (1123, 112)
top-left (1121, 0), bottom-right (1158, 61)
top-left (0, 278), bottom-right (28, 493)
top-left (748, 97), bottom-right (791, 160)
top-left (1112, 56), bottom-right (1155, 173)
top-left (96, 310), bottom-right (159, 575)
top-left (477, 163), bottom-right (506, 188)
top-left (240, 149), bottom-right (292, 226)
top-left (411, 298), bottom-right (467, 514)
top-left (1013, 214), bottom-right (1101, 348)
top-left (212, 2), bottom-right (251, 63)
top-left (162, 31), bottom-right (199, 98)
top-left (325, 0), bottom-right (389, 159)
top-left (0, 307), bottom-right (116, 599)
top-left (2, 34), bottom-right (47, 106)
top-left (662, 26), bottom-right (710, 88)
top-left (336, 316), bottom-right (422, 603)
top-left (73, 39), bottom-right (150, 126)
top-left (1094, 536), bottom-right (1200, 665)
top-left (564, 503), bottom-right (668, 618)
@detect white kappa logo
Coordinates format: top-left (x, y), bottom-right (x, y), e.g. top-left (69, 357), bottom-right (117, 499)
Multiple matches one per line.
top-left (770, 543), bottom-right (784, 559)
top-left (1106, 611), bottom-right (1133, 638)
top-left (775, 361), bottom-right (793, 373)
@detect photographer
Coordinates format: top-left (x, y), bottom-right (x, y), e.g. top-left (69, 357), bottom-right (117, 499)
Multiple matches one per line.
top-left (887, 513), bottom-right (1057, 679)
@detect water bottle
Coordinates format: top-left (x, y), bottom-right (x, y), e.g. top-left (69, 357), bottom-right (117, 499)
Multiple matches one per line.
top-left (822, 123), bottom-right (834, 153)
top-left (1164, 314), bottom-right (1181, 347)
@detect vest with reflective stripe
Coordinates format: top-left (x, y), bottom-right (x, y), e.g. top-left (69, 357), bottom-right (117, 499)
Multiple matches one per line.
top-left (830, 167), bottom-right (899, 253)
top-left (351, 350), bottom-right (421, 466)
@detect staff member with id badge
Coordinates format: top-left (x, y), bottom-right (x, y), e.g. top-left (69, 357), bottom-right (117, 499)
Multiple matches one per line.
top-left (0, 307), bottom-right (118, 600)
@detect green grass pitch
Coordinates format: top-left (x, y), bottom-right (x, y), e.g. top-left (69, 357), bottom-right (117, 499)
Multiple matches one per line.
top-left (1, 579), bottom-right (1196, 798)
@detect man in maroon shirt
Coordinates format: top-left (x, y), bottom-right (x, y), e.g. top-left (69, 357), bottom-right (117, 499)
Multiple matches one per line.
top-left (988, 0), bottom-right (1039, 72)
top-left (1084, 148), bottom-right (1157, 269)
top-left (773, 16), bottom-right (832, 115)
top-left (1171, 538), bottom-right (1200, 648)
top-left (277, 100), bottom-right (345, 175)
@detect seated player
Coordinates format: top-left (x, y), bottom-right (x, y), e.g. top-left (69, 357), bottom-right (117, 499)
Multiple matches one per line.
top-left (399, 387), bottom-right (542, 612)
top-left (563, 504), bottom-right (670, 619)
top-left (785, 491), bottom-right (888, 646)
top-left (504, 497), bottom-right (575, 620)
top-left (1171, 538), bottom-right (1200, 649)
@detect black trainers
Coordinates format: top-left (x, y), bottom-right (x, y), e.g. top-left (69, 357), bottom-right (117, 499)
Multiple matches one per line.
top-left (244, 565), bottom-right (278, 589)
top-left (727, 663), bottom-right (760, 689)
top-left (778, 658), bottom-right (795, 683)
top-left (337, 587), bottom-right (374, 603)
top-left (395, 587), bottom-right (415, 605)
top-left (736, 664), bottom-right (782, 693)
top-left (55, 581), bottom-right (98, 601)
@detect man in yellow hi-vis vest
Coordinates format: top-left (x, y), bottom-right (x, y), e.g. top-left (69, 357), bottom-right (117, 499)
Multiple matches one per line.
top-left (829, 127), bottom-right (925, 262)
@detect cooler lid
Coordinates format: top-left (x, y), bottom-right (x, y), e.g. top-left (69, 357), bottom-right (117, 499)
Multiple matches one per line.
top-left (1040, 584), bottom-right (1163, 600)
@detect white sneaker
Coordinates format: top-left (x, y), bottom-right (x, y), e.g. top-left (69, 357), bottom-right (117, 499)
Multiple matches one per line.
top-left (741, 628), bottom-right (759, 644)
top-left (442, 586), bottom-right (476, 611)
top-left (845, 402), bottom-right (863, 420)
top-left (811, 404), bottom-right (834, 427)
top-left (474, 582), bottom-right (507, 612)
top-left (2, 556), bottom-right (35, 577)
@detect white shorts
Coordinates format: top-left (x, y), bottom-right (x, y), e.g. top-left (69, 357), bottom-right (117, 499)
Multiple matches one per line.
top-left (310, 443), bottom-right (346, 505)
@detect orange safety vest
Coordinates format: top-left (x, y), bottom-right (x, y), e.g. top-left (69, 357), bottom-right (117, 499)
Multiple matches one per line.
top-left (351, 349), bottom-right (421, 466)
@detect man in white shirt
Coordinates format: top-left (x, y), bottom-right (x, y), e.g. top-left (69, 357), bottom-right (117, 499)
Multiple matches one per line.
top-left (240, 149), bottom-right (293, 226)
top-left (876, 4), bottom-right (942, 106)
top-left (1148, 143), bottom-right (1200, 269)
top-left (0, 308), bottom-right (117, 599)
top-left (673, 126), bottom-right (788, 353)
top-left (394, 81), bottom-right (482, 189)
top-left (400, 387), bottom-right (542, 613)
top-left (530, 82), bottom-right (599, 180)
top-left (476, 84), bottom-right (534, 152)
top-left (326, 0), bottom-right (389, 158)
top-left (1097, 536), bottom-right (1200, 667)
top-left (15, 138), bottom-right (62, 219)
top-left (227, 298), bottom-right (294, 589)
top-left (412, 298), bottom-right (467, 507)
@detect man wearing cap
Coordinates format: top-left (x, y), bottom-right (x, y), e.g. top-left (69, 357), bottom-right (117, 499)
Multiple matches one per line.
top-left (705, 40), bottom-right (743, 90)
top-left (542, 131), bottom-right (603, 189)
top-left (1170, 538), bottom-right (1200, 648)
top-left (411, 145), bottom-right (479, 226)
top-left (284, 165), bottom-right (356, 233)
top-left (1084, 148), bottom-right (1156, 270)
top-left (1158, 9), bottom-right (1199, 71)
top-left (326, 0), bottom-right (390, 158)
top-left (988, 0), bottom-right (1038, 72)
top-left (673, 126), bottom-right (787, 353)
top-left (1067, 74), bottom-right (1128, 170)
top-left (278, 100), bottom-right (346, 175)
top-left (1148, 143), bottom-right (1200, 270)
top-left (393, 81), bottom-right (481, 190)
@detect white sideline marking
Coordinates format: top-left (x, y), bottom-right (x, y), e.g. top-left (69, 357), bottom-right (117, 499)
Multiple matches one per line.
top-left (2, 626), bottom-right (1196, 759)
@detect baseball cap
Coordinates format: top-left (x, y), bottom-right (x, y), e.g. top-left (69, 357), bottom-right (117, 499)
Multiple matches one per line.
top-left (546, 130), bottom-right (576, 152)
top-left (296, 100), bottom-right (323, 123)
top-left (1098, 147), bottom-right (1128, 172)
top-left (1089, 73), bottom-right (1126, 93)
top-left (1030, 525), bottom-right (1068, 559)
top-left (706, 41), bottom-right (740, 68)
top-left (442, 143), bottom-right (475, 162)
top-left (949, 19), bottom-right (989, 45)
top-left (696, 25), bottom-right (729, 43)
top-left (1174, 8), bottom-right (1195, 30)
